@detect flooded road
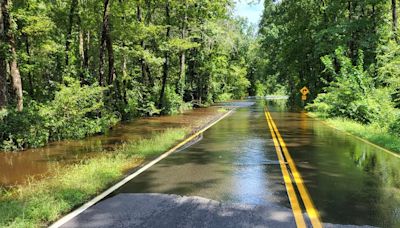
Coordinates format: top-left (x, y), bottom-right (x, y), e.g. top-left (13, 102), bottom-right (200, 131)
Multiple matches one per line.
top-left (0, 107), bottom-right (222, 187)
top-left (114, 101), bottom-right (289, 206)
top-left (112, 100), bottom-right (400, 228)
top-left (268, 100), bottom-right (400, 228)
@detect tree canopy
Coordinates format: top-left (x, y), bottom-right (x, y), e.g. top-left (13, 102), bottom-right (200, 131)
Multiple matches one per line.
top-left (0, 0), bottom-right (253, 150)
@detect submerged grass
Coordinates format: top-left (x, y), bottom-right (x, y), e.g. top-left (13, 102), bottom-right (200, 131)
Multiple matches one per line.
top-left (0, 128), bottom-right (187, 228)
top-left (309, 113), bottom-right (400, 154)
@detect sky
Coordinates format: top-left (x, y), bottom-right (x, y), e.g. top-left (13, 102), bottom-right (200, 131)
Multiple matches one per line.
top-left (234, 0), bottom-right (264, 25)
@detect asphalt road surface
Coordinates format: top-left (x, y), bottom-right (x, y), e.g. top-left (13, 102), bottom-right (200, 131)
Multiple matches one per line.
top-left (58, 100), bottom-right (400, 228)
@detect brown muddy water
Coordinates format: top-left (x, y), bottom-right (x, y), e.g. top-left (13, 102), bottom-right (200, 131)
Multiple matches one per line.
top-left (0, 107), bottom-right (226, 188)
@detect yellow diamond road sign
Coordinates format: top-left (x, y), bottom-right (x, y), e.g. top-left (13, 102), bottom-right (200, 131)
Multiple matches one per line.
top-left (300, 86), bottom-right (310, 96)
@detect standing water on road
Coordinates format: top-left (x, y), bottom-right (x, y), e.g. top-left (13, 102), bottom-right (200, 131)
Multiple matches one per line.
top-left (114, 101), bottom-right (290, 207)
top-left (267, 100), bottom-right (400, 228)
top-left (114, 99), bottom-right (399, 227)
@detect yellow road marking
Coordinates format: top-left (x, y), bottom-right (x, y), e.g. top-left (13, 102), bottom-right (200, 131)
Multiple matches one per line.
top-left (264, 110), bottom-right (307, 228)
top-left (50, 109), bottom-right (234, 228)
top-left (266, 110), bottom-right (323, 228)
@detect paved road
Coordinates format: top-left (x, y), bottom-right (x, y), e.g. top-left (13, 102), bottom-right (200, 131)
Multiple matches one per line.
top-left (62, 194), bottom-right (373, 228)
top-left (58, 100), bottom-right (400, 228)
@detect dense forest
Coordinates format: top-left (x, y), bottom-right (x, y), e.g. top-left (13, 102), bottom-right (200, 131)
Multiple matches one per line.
top-left (2, 0), bottom-right (400, 151)
top-left (254, 0), bottom-right (400, 137)
top-left (0, 0), bottom-right (253, 150)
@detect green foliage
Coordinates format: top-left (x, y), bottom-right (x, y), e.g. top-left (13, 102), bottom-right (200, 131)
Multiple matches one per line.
top-left (257, 0), bottom-right (391, 104)
top-left (216, 93), bottom-right (232, 102)
top-left (0, 78), bottom-right (118, 150)
top-left (389, 117), bottom-right (400, 137)
top-left (1, 0), bottom-right (254, 152)
top-left (307, 48), bottom-right (397, 125)
top-left (162, 87), bottom-right (191, 115)
top-left (43, 77), bottom-right (118, 140)
top-left (254, 81), bottom-right (266, 97)
top-left (0, 102), bottom-right (48, 150)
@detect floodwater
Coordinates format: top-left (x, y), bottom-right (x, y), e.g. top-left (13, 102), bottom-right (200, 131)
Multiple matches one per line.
top-left (0, 107), bottom-right (222, 188)
top-left (114, 100), bottom-right (400, 227)
top-left (114, 101), bottom-right (290, 207)
top-left (268, 100), bottom-right (400, 228)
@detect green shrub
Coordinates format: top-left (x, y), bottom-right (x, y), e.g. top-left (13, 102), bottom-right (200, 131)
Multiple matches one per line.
top-left (42, 78), bottom-right (119, 140)
top-left (0, 102), bottom-right (49, 150)
top-left (122, 82), bottom-right (161, 118)
top-left (254, 81), bottom-right (266, 97)
top-left (389, 117), bottom-right (400, 137)
top-left (307, 47), bottom-right (397, 125)
top-left (161, 87), bottom-right (191, 115)
top-left (216, 92), bottom-right (232, 102)
top-left (0, 78), bottom-right (119, 150)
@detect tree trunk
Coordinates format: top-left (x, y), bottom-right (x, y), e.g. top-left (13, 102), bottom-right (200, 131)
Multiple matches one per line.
top-left (347, 1), bottom-right (356, 62)
top-left (99, 0), bottom-right (110, 86)
top-left (0, 4), bottom-right (7, 108)
top-left (158, 0), bottom-right (171, 109)
top-left (393, 0), bottom-right (398, 42)
top-left (24, 33), bottom-right (34, 96)
top-left (177, 0), bottom-right (187, 97)
top-left (2, 0), bottom-right (23, 111)
top-left (0, 56), bottom-right (6, 109)
top-left (137, 3), bottom-right (148, 84)
top-left (106, 26), bottom-right (115, 85)
top-left (145, 0), bottom-right (154, 86)
top-left (65, 0), bottom-right (78, 66)
top-left (84, 31), bottom-right (90, 70)
top-left (78, 29), bottom-right (85, 84)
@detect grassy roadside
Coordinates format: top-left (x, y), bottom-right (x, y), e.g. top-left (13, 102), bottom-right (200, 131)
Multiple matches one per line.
top-left (0, 128), bottom-right (188, 228)
top-left (308, 113), bottom-right (400, 154)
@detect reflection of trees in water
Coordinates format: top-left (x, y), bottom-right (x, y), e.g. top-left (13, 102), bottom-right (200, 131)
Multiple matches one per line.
top-left (268, 99), bottom-right (287, 111)
top-left (350, 143), bottom-right (400, 190)
top-left (349, 143), bottom-right (400, 227)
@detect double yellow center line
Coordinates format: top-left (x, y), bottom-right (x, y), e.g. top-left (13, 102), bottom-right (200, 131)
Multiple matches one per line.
top-left (264, 108), bottom-right (323, 228)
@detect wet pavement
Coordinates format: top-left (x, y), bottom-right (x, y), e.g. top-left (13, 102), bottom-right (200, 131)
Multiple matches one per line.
top-left (267, 100), bottom-right (400, 228)
top-left (62, 194), bottom-right (376, 228)
top-left (54, 100), bottom-right (400, 227)
top-left (113, 101), bottom-right (288, 207)
top-left (109, 100), bottom-right (399, 227)
top-left (62, 193), bottom-right (297, 228)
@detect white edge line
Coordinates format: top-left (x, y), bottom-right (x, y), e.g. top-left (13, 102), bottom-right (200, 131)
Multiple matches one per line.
top-left (49, 109), bottom-right (234, 228)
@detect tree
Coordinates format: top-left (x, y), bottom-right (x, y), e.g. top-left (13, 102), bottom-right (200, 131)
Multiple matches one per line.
top-left (392, 0), bottom-right (398, 42)
top-left (0, 3), bottom-right (7, 109)
top-left (99, 0), bottom-right (115, 86)
top-left (1, 0), bottom-right (23, 111)
top-left (65, 0), bottom-right (78, 66)
top-left (158, 0), bottom-right (171, 108)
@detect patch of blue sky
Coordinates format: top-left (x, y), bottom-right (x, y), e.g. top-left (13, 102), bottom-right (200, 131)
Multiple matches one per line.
top-left (233, 0), bottom-right (264, 25)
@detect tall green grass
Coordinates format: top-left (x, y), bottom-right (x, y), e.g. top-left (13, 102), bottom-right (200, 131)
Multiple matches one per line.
top-left (0, 128), bottom-right (187, 228)
top-left (309, 113), bottom-right (400, 154)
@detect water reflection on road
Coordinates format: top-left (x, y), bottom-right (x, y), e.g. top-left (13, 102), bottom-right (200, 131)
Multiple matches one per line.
top-left (115, 99), bottom-right (400, 227)
top-left (268, 100), bottom-right (400, 228)
top-left (115, 101), bottom-right (290, 207)
top-left (7, 98), bottom-right (399, 227)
